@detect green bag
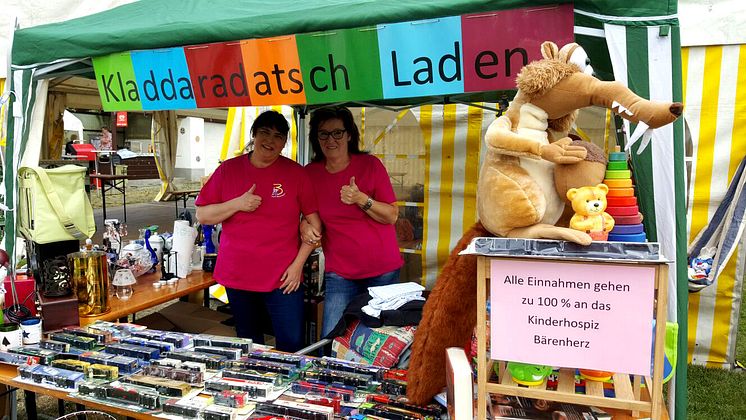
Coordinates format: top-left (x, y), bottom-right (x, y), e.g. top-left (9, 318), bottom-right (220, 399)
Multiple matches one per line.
top-left (18, 165), bottom-right (96, 244)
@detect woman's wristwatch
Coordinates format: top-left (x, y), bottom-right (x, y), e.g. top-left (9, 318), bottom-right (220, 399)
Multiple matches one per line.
top-left (360, 196), bottom-right (374, 211)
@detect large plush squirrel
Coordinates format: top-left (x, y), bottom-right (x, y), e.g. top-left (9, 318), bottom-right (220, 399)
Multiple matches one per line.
top-left (406, 41), bottom-right (682, 405)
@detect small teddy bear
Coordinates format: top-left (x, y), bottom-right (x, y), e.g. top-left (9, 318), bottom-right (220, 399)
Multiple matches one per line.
top-left (567, 184), bottom-right (615, 241)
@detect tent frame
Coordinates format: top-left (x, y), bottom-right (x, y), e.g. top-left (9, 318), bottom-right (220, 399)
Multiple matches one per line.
top-left (1, 3), bottom-right (688, 418)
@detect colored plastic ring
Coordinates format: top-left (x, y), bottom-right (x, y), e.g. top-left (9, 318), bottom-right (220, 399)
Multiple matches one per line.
top-left (606, 205), bottom-right (640, 217)
top-left (579, 369), bottom-right (614, 382)
top-left (606, 196), bottom-right (637, 206)
top-left (610, 223), bottom-right (644, 234)
top-left (507, 362), bottom-right (552, 386)
top-left (609, 152), bottom-right (627, 161)
top-left (607, 188), bottom-right (635, 197)
top-left (603, 178), bottom-right (633, 188)
top-left (606, 161), bottom-right (628, 170)
top-left (613, 214), bottom-right (643, 224)
top-left (608, 232), bottom-right (647, 242)
top-left (605, 170), bottom-right (632, 179)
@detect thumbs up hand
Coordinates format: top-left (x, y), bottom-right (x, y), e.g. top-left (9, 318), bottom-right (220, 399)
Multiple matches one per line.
top-left (236, 183), bottom-right (262, 212)
top-left (340, 176), bottom-right (366, 205)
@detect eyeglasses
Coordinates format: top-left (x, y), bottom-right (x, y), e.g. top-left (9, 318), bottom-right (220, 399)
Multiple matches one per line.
top-left (318, 129), bottom-right (346, 141)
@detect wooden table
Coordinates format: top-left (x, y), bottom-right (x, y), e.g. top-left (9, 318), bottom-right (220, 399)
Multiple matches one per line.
top-left (89, 174), bottom-right (129, 223)
top-left (171, 189), bottom-right (201, 218)
top-left (2, 270), bottom-right (215, 419)
top-left (0, 363), bottom-right (158, 420)
top-left (79, 269), bottom-right (215, 326)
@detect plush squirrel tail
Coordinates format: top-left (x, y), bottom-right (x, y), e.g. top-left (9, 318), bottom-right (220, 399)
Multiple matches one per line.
top-left (406, 222), bottom-right (491, 405)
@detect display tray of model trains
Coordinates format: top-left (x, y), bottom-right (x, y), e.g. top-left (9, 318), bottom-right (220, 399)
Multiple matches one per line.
top-left (15, 364), bottom-right (86, 391)
top-left (2, 322), bottom-right (446, 420)
top-left (160, 392), bottom-right (256, 420)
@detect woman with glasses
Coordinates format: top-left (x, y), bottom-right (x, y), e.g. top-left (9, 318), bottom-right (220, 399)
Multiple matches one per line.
top-left (196, 110), bottom-right (321, 352)
top-left (302, 106), bottom-right (403, 338)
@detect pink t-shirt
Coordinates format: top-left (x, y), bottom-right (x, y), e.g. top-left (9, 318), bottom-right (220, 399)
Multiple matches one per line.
top-left (196, 154), bottom-right (317, 292)
top-left (305, 154), bottom-right (403, 279)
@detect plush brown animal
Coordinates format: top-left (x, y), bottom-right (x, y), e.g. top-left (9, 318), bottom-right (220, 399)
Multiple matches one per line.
top-left (406, 41), bottom-right (683, 405)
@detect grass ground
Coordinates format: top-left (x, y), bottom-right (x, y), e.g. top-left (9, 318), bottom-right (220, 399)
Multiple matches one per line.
top-left (88, 180), bottom-right (201, 209)
top-left (687, 285), bottom-right (746, 419)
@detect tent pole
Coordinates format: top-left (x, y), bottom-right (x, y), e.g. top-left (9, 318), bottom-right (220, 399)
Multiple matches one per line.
top-left (670, 25), bottom-right (688, 420)
top-left (295, 106), bottom-right (308, 165)
top-left (2, 18), bottom-right (19, 271)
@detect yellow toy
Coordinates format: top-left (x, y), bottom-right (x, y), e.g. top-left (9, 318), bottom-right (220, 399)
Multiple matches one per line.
top-left (567, 184), bottom-right (615, 241)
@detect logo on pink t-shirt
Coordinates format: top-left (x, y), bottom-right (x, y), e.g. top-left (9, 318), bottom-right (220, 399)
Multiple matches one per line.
top-left (272, 183), bottom-right (286, 198)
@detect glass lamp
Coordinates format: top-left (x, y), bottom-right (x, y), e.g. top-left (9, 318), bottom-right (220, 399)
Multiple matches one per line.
top-left (112, 268), bottom-right (136, 300)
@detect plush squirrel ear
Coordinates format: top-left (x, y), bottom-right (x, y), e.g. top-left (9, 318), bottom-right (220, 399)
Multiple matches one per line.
top-left (566, 188), bottom-right (578, 201)
top-left (541, 41), bottom-right (559, 60)
top-left (558, 43), bottom-right (580, 64)
top-left (597, 183), bottom-right (609, 195)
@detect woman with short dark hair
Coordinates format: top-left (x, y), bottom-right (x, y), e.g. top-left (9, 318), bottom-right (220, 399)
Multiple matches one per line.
top-left (196, 110), bottom-right (321, 352)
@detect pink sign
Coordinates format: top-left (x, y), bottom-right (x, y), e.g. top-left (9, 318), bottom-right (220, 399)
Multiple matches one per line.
top-left (461, 4), bottom-right (574, 93)
top-left (490, 259), bottom-right (655, 376)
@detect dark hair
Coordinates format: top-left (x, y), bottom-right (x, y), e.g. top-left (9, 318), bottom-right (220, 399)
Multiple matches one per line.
top-left (251, 110), bottom-right (290, 137)
top-left (309, 106), bottom-right (365, 162)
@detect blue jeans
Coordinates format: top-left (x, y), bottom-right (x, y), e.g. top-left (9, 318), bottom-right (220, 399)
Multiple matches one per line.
top-left (321, 269), bottom-right (400, 338)
top-left (225, 287), bottom-right (304, 353)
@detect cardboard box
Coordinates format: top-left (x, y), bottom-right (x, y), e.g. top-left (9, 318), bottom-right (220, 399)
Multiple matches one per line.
top-left (134, 312), bottom-right (177, 331)
top-left (137, 301), bottom-right (236, 337)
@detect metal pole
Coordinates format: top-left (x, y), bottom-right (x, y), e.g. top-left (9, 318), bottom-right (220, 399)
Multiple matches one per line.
top-left (295, 107), bottom-right (309, 165)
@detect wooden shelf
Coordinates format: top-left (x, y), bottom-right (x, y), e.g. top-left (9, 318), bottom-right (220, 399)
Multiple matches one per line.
top-left (489, 365), bottom-right (650, 412)
top-left (475, 256), bottom-right (669, 419)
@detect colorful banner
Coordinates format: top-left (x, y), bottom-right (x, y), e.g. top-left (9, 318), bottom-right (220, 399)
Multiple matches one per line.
top-left (130, 48), bottom-right (196, 110)
top-left (184, 41), bottom-right (251, 108)
top-left (461, 6), bottom-right (575, 93)
top-left (92, 52), bottom-right (143, 111)
top-left (296, 27), bottom-right (384, 104)
top-left (241, 36), bottom-right (306, 105)
top-left (93, 4), bottom-right (573, 111)
top-left (377, 16), bottom-right (464, 99)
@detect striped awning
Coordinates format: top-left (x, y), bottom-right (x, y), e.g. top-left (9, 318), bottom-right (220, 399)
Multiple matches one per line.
top-left (412, 104), bottom-right (492, 288)
top-left (683, 44), bottom-right (746, 368)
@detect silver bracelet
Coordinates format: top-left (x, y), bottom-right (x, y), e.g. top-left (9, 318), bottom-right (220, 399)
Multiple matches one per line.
top-left (360, 196), bottom-right (373, 211)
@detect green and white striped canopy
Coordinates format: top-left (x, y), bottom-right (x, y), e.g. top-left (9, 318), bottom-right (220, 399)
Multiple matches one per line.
top-left (2, 2), bottom-right (686, 417)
